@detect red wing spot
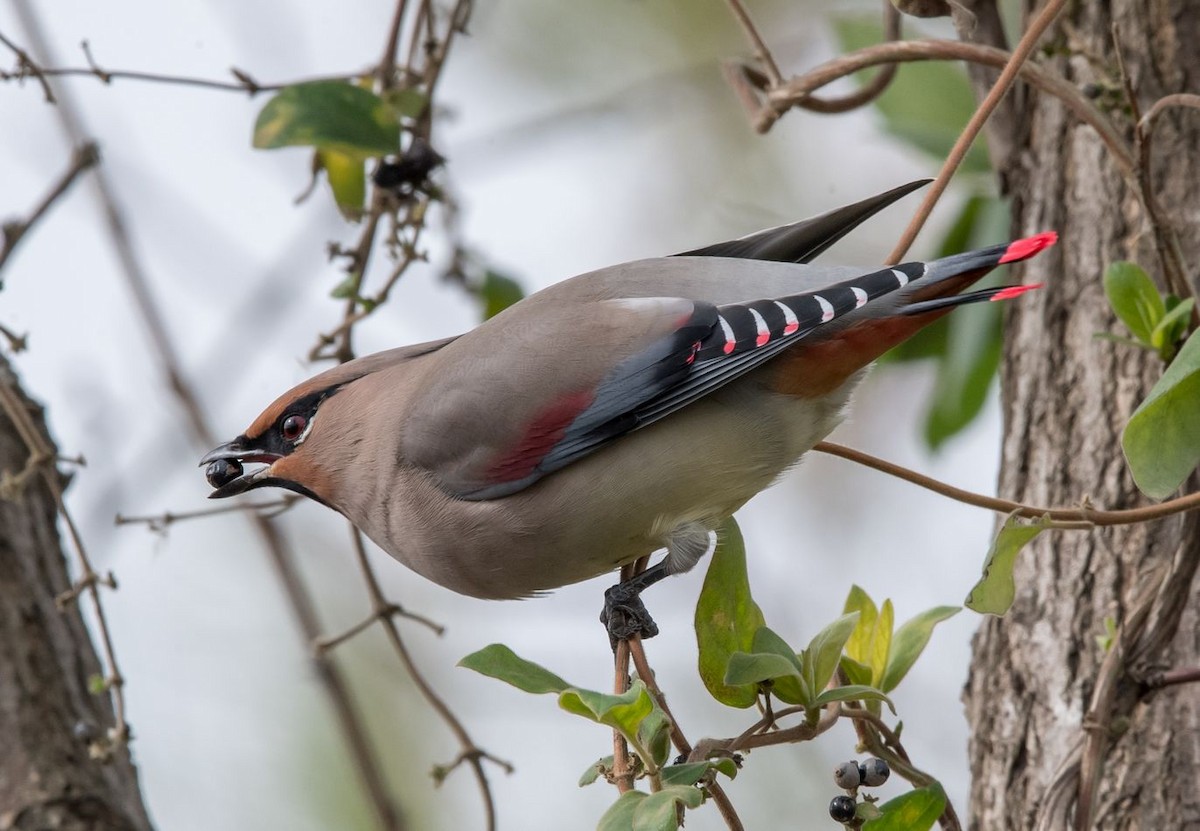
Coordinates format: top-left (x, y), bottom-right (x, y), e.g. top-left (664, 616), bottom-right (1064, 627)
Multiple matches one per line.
top-left (990, 283), bottom-right (1044, 302)
top-left (998, 231), bottom-right (1058, 264)
top-left (722, 341), bottom-right (736, 355)
top-left (485, 389), bottom-right (595, 483)
top-left (783, 323), bottom-right (799, 335)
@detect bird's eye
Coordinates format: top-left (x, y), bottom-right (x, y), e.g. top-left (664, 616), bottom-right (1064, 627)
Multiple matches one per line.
top-left (281, 414), bottom-right (307, 442)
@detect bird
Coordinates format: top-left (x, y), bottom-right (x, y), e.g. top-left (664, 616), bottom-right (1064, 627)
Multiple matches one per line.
top-left (201, 180), bottom-right (1055, 640)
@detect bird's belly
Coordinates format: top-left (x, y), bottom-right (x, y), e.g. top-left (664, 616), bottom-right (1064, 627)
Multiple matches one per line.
top-left (375, 375), bottom-right (861, 600)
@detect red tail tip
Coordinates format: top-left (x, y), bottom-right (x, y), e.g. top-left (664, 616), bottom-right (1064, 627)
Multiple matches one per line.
top-left (989, 283), bottom-right (1044, 302)
top-left (998, 231), bottom-right (1058, 264)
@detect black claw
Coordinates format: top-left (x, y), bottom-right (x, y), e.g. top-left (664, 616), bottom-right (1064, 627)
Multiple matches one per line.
top-left (600, 566), bottom-right (670, 647)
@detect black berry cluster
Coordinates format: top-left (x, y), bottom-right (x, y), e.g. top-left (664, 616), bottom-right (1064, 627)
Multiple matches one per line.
top-left (827, 757), bottom-right (891, 826)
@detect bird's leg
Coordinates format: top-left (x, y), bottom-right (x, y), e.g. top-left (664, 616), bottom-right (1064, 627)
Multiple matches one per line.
top-left (601, 561), bottom-right (670, 647)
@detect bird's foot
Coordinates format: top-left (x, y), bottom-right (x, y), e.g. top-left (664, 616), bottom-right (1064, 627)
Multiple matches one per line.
top-left (601, 581), bottom-right (660, 647)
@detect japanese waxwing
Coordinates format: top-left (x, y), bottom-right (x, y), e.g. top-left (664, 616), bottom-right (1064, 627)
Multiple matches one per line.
top-left (202, 180), bottom-right (1055, 639)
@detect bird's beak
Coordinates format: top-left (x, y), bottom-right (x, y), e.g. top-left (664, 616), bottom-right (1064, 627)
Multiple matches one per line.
top-left (199, 438), bottom-right (282, 499)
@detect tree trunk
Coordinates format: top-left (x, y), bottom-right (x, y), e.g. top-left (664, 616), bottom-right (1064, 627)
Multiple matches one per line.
top-left (0, 355), bottom-right (153, 830)
top-left (964, 2), bottom-right (1200, 829)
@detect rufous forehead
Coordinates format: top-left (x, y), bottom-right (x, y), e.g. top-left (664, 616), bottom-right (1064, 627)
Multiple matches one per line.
top-left (245, 375), bottom-right (337, 438)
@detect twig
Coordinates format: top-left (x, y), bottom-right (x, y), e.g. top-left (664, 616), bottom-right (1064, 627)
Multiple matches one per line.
top-left (0, 321), bottom-right (28, 352)
top-left (345, 529), bottom-right (509, 831)
top-left (377, 0), bottom-right (411, 88)
top-left (0, 27), bottom-right (54, 101)
top-left (726, 0), bottom-right (902, 117)
top-left (813, 441), bottom-right (1200, 526)
top-left (1, 142), bottom-right (99, 272)
top-left (885, 0), bottom-right (1066, 263)
top-left (114, 495), bottom-right (301, 531)
top-left (724, 0), bottom-right (783, 87)
top-left (628, 637), bottom-right (745, 830)
top-left (842, 706), bottom-right (961, 831)
top-left (1139, 92), bottom-right (1200, 131)
top-left (0, 32), bottom-right (357, 97)
top-left (761, 39), bottom-right (1134, 178)
top-left (8, 1), bottom-right (405, 825)
top-left (1115, 37), bottom-right (1196, 318)
top-left (1144, 666), bottom-right (1200, 689)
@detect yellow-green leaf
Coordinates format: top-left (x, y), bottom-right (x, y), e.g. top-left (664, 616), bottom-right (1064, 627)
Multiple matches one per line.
top-left (318, 149), bottom-right (366, 220)
top-left (696, 517), bottom-right (765, 707)
top-left (1122, 328), bottom-right (1200, 498)
top-left (965, 515), bottom-right (1050, 615)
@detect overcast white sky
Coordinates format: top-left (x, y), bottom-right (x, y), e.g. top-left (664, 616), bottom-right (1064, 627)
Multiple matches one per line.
top-left (1, 1), bottom-right (1004, 828)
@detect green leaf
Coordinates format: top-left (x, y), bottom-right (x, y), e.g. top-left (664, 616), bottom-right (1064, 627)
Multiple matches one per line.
top-left (965, 515), bottom-right (1050, 615)
top-left (813, 684), bottom-right (894, 712)
top-left (696, 517), bottom-right (765, 707)
top-left (1122, 328), bottom-right (1200, 497)
top-left (253, 81), bottom-right (401, 158)
top-left (867, 599), bottom-right (894, 686)
top-left (881, 606), bottom-right (960, 691)
top-left (384, 88), bottom-right (429, 120)
top-left (638, 707), bottom-right (673, 769)
top-left (480, 270), bottom-right (525, 320)
top-left (330, 273), bottom-right (359, 300)
top-left (839, 655), bottom-right (873, 687)
top-left (801, 612), bottom-right (861, 697)
top-left (317, 149), bottom-right (366, 220)
top-left (923, 302), bottom-right (1003, 449)
top-left (661, 759), bottom-right (737, 787)
top-left (598, 791), bottom-right (645, 831)
top-left (559, 683), bottom-right (654, 738)
top-left (834, 19), bottom-right (989, 172)
top-left (1151, 296), bottom-right (1194, 357)
top-left (842, 585), bottom-right (879, 665)
top-left (458, 643), bottom-right (569, 694)
top-left (723, 651), bottom-right (803, 687)
top-left (1104, 261), bottom-right (1165, 346)
top-left (579, 756), bottom-right (613, 787)
top-left (661, 762), bottom-right (710, 787)
top-left (750, 625), bottom-right (807, 704)
top-left (632, 786), bottom-right (703, 831)
top-left (864, 783), bottom-right (947, 831)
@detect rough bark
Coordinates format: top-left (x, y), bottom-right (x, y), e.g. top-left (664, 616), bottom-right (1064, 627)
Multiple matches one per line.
top-left (964, 1), bottom-right (1200, 830)
top-left (0, 355), bottom-right (153, 830)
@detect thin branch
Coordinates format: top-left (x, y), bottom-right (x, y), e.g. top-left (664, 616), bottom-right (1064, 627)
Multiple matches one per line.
top-left (1139, 92), bottom-right (1200, 131)
top-left (814, 441), bottom-right (1200, 526)
top-left (724, 0), bottom-right (783, 87)
top-left (0, 32), bottom-right (358, 96)
top-left (761, 39), bottom-right (1134, 178)
top-left (628, 637), bottom-right (745, 831)
top-left (1144, 666), bottom-right (1200, 689)
top-left (377, 0), bottom-right (411, 88)
top-left (1117, 71), bottom-right (1196, 324)
top-left (0, 321), bottom-right (28, 352)
top-left (0, 27), bottom-right (53, 100)
top-left (842, 706), bottom-right (962, 831)
top-left (1, 142), bottom-right (98, 272)
top-left (885, 0), bottom-right (1065, 263)
top-left (346, 529), bottom-right (509, 831)
top-left (114, 495), bottom-right (301, 531)
top-left (799, 1), bottom-right (902, 115)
